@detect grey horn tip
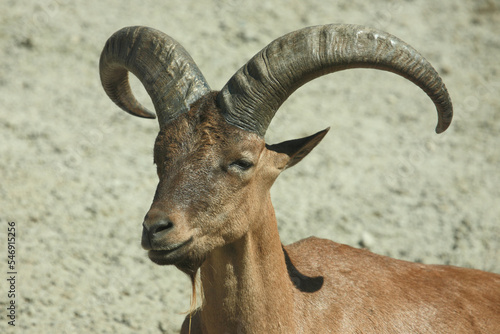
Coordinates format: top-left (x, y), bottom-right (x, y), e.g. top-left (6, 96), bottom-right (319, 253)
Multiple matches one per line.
top-left (435, 106), bottom-right (453, 134)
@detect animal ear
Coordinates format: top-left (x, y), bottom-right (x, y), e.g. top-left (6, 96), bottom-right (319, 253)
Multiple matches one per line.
top-left (267, 128), bottom-right (329, 169)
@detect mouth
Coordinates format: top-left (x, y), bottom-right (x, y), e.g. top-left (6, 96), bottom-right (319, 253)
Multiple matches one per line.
top-left (147, 237), bottom-right (194, 265)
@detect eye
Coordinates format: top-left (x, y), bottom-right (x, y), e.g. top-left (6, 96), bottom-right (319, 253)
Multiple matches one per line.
top-left (229, 159), bottom-right (254, 171)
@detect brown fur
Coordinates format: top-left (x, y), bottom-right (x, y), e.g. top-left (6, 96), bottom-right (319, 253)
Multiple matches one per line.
top-left (140, 92), bottom-right (500, 333)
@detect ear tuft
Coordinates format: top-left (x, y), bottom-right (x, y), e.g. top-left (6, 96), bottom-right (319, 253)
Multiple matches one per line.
top-left (267, 128), bottom-right (330, 169)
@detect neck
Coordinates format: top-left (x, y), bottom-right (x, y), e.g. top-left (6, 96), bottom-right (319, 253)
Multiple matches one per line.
top-left (199, 201), bottom-right (296, 333)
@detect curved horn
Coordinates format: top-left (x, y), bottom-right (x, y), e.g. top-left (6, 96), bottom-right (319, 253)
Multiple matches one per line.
top-left (218, 24), bottom-right (453, 136)
top-left (99, 26), bottom-right (210, 126)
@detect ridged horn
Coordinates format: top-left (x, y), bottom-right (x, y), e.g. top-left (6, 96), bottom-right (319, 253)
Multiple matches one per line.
top-left (218, 24), bottom-right (453, 137)
top-left (99, 26), bottom-right (211, 126)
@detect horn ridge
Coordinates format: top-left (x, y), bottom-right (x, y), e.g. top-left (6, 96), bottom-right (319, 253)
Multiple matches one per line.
top-left (219, 24), bottom-right (453, 136)
top-left (99, 26), bottom-right (211, 126)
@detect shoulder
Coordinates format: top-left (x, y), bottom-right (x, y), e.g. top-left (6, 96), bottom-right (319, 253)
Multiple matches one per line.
top-left (283, 236), bottom-right (408, 277)
top-left (284, 236), bottom-right (360, 265)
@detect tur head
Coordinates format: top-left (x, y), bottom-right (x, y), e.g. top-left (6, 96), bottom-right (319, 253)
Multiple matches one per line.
top-left (99, 24), bottom-right (452, 274)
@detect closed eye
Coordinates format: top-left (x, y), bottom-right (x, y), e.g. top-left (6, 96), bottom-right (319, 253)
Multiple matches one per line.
top-left (229, 159), bottom-right (254, 171)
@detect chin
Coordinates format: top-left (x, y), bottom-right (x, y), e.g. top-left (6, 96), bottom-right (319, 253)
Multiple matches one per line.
top-left (147, 248), bottom-right (206, 277)
top-left (175, 256), bottom-right (206, 277)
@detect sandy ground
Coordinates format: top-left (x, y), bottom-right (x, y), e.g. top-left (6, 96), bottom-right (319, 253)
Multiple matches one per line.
top-left (1, 0), bottom-right (499, 333)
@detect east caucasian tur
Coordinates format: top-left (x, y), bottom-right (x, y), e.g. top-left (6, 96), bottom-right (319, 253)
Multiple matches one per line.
top-left (99, 24), bottom-right (500, 333)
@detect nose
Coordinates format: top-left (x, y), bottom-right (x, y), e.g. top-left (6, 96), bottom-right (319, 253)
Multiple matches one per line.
top-left (142, 216), bottom-right (175, 250)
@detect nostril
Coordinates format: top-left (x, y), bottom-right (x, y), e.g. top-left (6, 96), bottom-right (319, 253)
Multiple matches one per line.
top-left (142, 215), bottom-right (176, 250)
top-left (148, 219), bottom-right (174, 239)
top-left (153, 220), bottom-right (174, 235)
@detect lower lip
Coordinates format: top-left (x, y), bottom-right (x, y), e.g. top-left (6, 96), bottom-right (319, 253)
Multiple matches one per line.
top-left (148, 238), bottom-right (192, 263)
